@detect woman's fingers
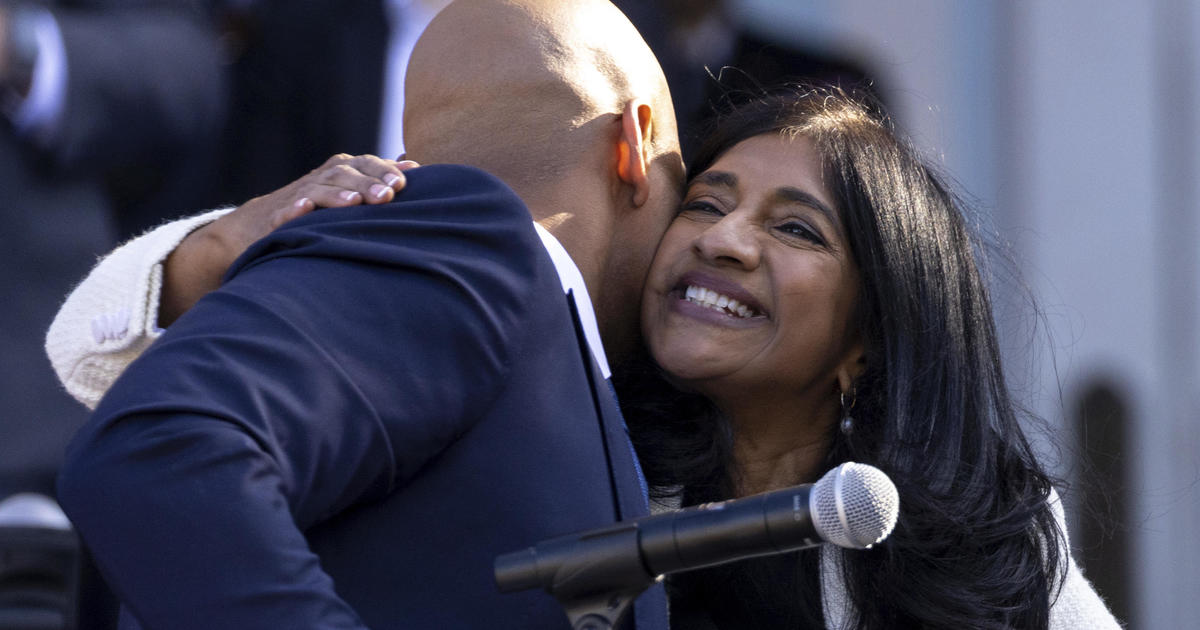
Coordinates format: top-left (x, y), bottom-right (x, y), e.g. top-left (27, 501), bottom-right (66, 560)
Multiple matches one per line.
top-left (312, 155), bottom-right (415, 205)
top-left (295, 183), bottom-right (375, 209)
top-left (268, 154), bottom-right (423, 228)
top-left (347, 154), bottom-right (417, 192)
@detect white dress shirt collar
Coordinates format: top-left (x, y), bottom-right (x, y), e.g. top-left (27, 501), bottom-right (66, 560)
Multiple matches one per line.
top-left (533, 222), bottom-right (611, 379)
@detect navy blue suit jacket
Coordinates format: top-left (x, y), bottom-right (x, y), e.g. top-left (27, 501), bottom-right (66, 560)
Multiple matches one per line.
top-left (57, 165), bottom-right (665, 629)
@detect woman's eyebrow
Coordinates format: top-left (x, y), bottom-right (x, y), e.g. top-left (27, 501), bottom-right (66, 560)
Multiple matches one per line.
top-left (775, 187), bottom-right (839, 228)
top-left (691, 170), bottom-right (738, 190)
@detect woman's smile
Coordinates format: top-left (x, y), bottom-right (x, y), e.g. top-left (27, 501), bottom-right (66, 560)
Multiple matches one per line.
top-left (668, 270), bottom-right (768, 327)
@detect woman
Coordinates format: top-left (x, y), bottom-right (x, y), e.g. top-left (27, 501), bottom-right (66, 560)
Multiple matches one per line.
top-left (46, 88), bottom-right (1117, 628)
top-left (620, 86), bottom-right (1118, 629)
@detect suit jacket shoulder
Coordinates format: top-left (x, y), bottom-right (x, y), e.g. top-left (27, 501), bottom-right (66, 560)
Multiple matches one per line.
top-left (116, 164), bottom-right (557, 520)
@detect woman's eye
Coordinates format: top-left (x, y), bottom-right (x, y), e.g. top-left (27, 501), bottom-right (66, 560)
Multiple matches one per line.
top-left (777, 222), bottom-right (826, 246)
top-left (678, 200), bottom-right (724, 217)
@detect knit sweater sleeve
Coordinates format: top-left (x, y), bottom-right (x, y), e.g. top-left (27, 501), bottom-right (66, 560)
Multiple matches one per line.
top-left (44, 208), bottom-right (233, 409)
top-left (1046, 490), bottom-right (1125, 629)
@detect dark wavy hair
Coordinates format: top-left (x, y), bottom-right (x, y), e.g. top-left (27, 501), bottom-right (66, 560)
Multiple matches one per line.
top-left (619, 85), bottom-right (1065, 629)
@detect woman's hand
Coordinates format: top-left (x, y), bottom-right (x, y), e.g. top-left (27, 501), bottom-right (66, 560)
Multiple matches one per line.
top-left (224, 153), bottom-right (417, 247)
top-left (159, 154), bottom-right (418, 327)
top-left (261, 153), bottom-right (418, 228)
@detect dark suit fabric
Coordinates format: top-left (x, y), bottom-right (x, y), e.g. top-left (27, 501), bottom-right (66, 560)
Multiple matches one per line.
top-left (57, 165), bottom-right (665, 629)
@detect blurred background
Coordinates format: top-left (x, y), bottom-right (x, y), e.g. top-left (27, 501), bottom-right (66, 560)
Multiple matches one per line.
top-left (1, 0), bottom-right (1195, 628)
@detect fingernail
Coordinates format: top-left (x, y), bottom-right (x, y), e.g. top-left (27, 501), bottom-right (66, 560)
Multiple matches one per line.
top-left (385, 174), bottom-right (402, 188)
top-left (294, 198), bottom-right (310, 208)
top-left (397, 160), bottom-right (419, 169)
top-left (371, 184), bottom-right (390, 199)
top-left (340, 191), bottom-right (360, 201)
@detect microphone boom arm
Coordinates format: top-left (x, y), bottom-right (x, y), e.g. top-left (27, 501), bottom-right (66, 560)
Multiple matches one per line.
top-left (496, 521), bottom-right (657, 629)
top-left (495, 488), bottom-right (825, 630)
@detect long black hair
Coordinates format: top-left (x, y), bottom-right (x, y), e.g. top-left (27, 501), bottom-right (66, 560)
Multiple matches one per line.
top-left (619, 85), bottom-right (1064, 629)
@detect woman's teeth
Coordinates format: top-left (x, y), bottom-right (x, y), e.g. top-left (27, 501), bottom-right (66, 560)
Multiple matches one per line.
top-left (683, 285), bottom-right (757, 318)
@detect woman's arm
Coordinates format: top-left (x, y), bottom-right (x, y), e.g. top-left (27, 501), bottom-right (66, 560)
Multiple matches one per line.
top-left (160, 155), bottom-right (414, 324)
top-left (44, 154), bottom-right (414, 408)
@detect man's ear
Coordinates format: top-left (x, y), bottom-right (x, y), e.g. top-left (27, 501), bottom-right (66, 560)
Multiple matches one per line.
top-left (616, 99), bottom-right (653, 207)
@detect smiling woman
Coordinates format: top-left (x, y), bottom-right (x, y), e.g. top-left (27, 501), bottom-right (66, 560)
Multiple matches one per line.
top-left (620, 86), bottom-right (1121, 629)
top-left (643, 133), bottom-right (863, 493)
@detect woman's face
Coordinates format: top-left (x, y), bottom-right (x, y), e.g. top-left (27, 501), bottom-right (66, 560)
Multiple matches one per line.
top-left (641, 133), bottom-right (863, 415)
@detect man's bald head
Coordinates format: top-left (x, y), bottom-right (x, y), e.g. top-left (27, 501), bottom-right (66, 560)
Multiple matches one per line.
top-left (403, 0), bottom-right (684, 363)
top-left (403, 0), bottom-right (678, 195)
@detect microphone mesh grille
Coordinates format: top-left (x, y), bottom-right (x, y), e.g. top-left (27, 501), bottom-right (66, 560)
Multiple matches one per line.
top-left (811, 462), bottom-right (899, 549)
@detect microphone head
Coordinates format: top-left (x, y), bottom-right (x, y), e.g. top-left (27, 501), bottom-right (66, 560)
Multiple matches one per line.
top-left (810, 462), bottom-right (899, 549)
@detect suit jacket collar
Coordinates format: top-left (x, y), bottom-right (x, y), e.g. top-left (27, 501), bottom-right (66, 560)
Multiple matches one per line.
top-left (560, 288), bottom-right (648, 523)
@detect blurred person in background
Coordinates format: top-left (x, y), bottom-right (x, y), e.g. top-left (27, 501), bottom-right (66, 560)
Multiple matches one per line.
top-left (209, 0), bottom-right (451, 206)
top-left (0, 0), bottom-right (224, 504)
top-left (1, 2), bottom-right (225, 627)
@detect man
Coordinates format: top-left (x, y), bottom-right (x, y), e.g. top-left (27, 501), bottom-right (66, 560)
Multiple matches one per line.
top-left (54, 1), bottom-right (684, 628)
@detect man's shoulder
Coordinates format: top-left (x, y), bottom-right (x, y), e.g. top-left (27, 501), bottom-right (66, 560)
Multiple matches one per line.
top-left (385, 163), bottom-right (527, 216)
top-left (232, 164), bottom-right (546, 280)
top-left (280, 163), bottom-right (530, 236)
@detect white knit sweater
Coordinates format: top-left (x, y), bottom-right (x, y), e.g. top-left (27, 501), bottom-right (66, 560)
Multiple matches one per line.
top-left (46, 212), bottom-right (1124, 628)
top-left (44, 208), bottom-right (232, 409)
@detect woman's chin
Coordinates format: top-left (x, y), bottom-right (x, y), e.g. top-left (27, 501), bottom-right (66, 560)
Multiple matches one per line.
top-left (649, 344), bottom-right (734, 392)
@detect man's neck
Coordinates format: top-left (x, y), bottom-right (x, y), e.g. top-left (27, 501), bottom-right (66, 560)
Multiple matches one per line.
top-left (535, 211), bottom-right (608, 312)
top-left (531, 185), bottom-right (626, 363)
top-left (526, 168), bottom-right (613, 306)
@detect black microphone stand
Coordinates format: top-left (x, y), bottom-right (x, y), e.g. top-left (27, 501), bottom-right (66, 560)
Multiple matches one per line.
top-left (495, 520), bottom-right (660, 629)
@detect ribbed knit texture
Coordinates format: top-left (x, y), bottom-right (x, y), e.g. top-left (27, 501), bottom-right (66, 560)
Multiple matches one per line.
top-left (44, 208), bottom-right (232, 408)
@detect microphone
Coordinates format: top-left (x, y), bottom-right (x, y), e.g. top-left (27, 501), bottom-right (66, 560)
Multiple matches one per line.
top-left (495, 462), bottom-right (899, 596)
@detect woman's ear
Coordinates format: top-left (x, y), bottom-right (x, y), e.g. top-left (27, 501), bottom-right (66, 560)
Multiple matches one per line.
top-left (616, 99), bottom-right (653, 207)
top-left (835, 341), bottom-right (867, 394)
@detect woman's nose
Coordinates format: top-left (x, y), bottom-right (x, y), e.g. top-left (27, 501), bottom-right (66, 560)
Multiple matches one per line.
top-left (692, 213), bottom-right (760, 269)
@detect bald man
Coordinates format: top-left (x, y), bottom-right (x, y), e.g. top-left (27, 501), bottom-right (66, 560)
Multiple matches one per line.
top-left (54, 1), bottom-right (683, 628)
